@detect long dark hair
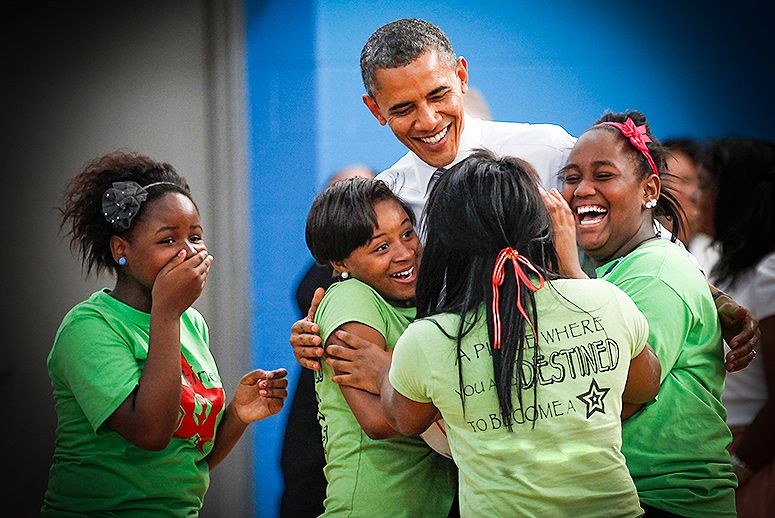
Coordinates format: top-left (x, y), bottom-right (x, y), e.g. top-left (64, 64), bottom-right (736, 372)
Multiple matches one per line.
top-left (416, 149), bottom-right (557, 430)
top-left (591, 110), bottom-right (685, 242)
top-left (703, 138), bottom-right (775, 285)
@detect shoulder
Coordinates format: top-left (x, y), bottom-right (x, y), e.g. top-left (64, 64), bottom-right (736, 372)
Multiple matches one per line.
top-left (377, 152), bottom-right (414, 183)
top-left (182, 306), bottom-right (209, 338)
top-left (481, 119), bottom-right (576, 149)
top-left (322, 279), bottom-right (383, 304)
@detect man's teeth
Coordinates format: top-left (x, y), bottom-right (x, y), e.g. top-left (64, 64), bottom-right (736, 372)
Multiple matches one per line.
top-left (391, 267), bottom-right (414, 279)
top-left (419, 126), bottom-right (448, 144)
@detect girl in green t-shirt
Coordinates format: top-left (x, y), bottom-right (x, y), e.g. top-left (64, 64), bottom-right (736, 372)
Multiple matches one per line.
top-left (546, 111), bottom-right (738, 516)
top-left (304, 177), bottom-right (456, 516)
top-left (44, 151), bottom-right (288, 516)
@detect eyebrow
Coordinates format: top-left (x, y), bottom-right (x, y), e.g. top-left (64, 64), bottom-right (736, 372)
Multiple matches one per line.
top-left (155, 224), bottom-right (203, 234)
top-left (368, 218), bottom-right (411, 242)
top-left (560, 160), bottom-right (618, 173)
top-left (387, 86), bottom-right (449, 113)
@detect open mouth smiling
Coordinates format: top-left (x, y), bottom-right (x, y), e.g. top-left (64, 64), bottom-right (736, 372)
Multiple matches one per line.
top-left (576, 205), bottom-right (608, 226)
top-left (416, 125), bottom-right (449, 145)
top-left (389, 266), bottom-right (415, 281)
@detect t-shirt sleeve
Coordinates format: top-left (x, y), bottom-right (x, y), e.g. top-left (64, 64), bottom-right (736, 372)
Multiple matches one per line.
top-left (389, 322), bottom-right (432, 403)
top-left (610, 286), bottom-right (649, 358)
top-left (49, 314), bottom-right (142, 432)
top-left (316, 281), bottom-right (389, 345)
top-left (615, 276), bottom-right (691, 382)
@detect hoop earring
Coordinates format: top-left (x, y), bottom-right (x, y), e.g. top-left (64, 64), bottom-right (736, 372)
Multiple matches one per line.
top-left (340, 271), bottom-right (350, 279)
top-left (118, 257), bottom-right (127, 266)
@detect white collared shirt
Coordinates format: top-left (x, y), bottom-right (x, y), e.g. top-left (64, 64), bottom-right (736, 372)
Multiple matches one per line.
top-left (376, 114), bottom-right (577, 223)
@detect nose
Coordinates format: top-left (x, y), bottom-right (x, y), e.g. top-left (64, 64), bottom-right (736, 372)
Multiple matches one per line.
top-left (393, 240), bottom-right (415, 263)
top-left (574, 178), bottom-right (595, 198)
top-left (414, 102), bottom-right (441, 132)
top-left (185, 240), bottom-right (206, 258)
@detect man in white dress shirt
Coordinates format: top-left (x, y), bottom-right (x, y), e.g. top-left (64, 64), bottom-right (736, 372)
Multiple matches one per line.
top-left (360, 18), bottom-right (575, 222)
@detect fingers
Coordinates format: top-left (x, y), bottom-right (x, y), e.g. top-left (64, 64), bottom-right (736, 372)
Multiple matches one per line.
top-left (241, 368), bottom-right (289, 385)
top-left (307, 287), bottom-right (325, 322)
top-left (334, 330), bottom-right (375, 349)
top-left (326, 344), bottom-right (355, 361)
top-left (291, 319), bottom-right (321, 343)
top-left (159, 249), bottom-right (187, 274)
top-left (325, 356), bottom-right (353, 375)
top-left (193, 252), bottom-right (214, 276)
top-left (293, 346), bottom-right (323, 370)
top-left (726, 347), bottom-right (758, 373)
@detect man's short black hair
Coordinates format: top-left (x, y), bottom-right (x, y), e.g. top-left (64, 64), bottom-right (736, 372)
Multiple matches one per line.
top-left (360, 18), bottom-right (456, 97)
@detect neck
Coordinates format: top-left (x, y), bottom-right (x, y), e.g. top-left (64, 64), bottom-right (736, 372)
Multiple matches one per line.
top-left (110, 278), bottom-right (153, 313)
top-left (592, 218), bottom-right (657, 267)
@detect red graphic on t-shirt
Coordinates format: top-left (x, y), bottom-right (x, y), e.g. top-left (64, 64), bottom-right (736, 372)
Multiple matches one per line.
top-left (173, 352), bottom-right (225, 452)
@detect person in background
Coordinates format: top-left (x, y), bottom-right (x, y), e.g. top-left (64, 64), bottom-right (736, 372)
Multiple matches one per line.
top-left (281, 165), bottom-right (375, 518)
top-left (660, 138), bottom-right (702, 244)
top-left (700, 138), bottom-right (775, 515)
top-left (43, 151), bottom-right (288, 516)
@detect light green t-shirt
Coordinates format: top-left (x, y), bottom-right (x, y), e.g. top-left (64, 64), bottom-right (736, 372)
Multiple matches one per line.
top-left (43, 290), bottom-right (224, 517)
top-left (314, 279), bottom-right (456, 517)
top-left (390, 278), bottom-right (647, 517)
top-left (597, 239), bottom-right (736, 516)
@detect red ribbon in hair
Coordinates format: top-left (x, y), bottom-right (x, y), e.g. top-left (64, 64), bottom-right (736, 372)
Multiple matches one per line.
top-left (596, 118), bottom-right (659, 176)
top-left (491, 247), bottom-right (545, 350)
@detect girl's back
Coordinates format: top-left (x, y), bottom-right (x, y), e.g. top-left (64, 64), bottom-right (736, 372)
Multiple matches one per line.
top-left (390, 278), bottom-right (647, 517)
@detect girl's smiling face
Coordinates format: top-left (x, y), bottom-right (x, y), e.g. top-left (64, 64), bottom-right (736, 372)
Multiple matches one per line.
top-left (560, 129), bottom-right (659, 264)
top-left (333, 199), bottom-right (421, 306)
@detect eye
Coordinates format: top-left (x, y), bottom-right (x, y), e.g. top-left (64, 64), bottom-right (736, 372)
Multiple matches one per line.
top-left (190, 235), bottom-right (203, 243)
top-left (402, 228), bottom-right (415, 239)
top-left (373, 243), bottom-right (389, 253)
top-left (158, 237), bottom-right (175, 245)
top-left (561, 174), bottom-right (579, 184)
top-left (595, 171), bottom-right (614, 180)
top-left (391, 106), bottom-right (413, 117)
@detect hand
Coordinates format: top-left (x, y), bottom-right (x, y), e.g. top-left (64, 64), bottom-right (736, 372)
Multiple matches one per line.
top-left (716, 294), bottom-right (761, 371)
top-left (153, 249), bottom-right (213, 315)
top-left (325, 330), bottom-right (392, 395)
top-left (539, 187), bottom-right (587, 279)
top-left (231, 368), bottom-right (289, 424)
top-left (290, 287), bottom-right (325, 370)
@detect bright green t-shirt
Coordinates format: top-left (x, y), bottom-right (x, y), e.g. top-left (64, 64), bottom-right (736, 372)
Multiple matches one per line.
top-left (314, 279), bottom-right (456, 517)
top-left (597, 239), bottom-right (736, 516)
top-left (43, 290), bottom-right (225, 517)
top-left (390, 278), bottom-right (647, 517)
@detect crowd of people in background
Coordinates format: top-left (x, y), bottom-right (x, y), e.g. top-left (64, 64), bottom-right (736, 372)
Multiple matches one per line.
top-left (42, 16), bottom-right (771, 518)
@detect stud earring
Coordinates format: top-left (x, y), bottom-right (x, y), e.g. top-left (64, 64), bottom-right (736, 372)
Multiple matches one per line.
top-left (340, 271), bottom-right (350, 279)
top-left (645, 199), bottom-right (657, 209)
top-left (118, 257), bottom-right (127, 266)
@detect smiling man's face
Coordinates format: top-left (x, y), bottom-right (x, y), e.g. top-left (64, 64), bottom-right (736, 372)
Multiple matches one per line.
top-left (362, 50), bottom-right (468, 169)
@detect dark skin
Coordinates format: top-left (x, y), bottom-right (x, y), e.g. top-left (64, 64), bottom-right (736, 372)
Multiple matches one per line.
top-left (105, 193), bottom-right (288, 460)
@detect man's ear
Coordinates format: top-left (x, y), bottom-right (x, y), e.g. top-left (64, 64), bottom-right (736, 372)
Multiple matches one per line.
top-left (456, 56), bottom-right (469, 94)
top-left (110, 235), bottom-right (128, 265)
top-left (362, 94), bottom-right (387, 126)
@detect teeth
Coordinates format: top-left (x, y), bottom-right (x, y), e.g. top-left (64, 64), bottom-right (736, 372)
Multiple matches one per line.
top-left (391, 267), bottom-right (414, 279)
top-left (576, 205), bottom-right (607, 215)
top-left (419, 126), bottom-right (448, 144)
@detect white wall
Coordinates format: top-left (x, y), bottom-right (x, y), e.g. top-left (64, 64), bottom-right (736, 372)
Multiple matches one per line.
top-left (3, 2), bottom-right (253, 515)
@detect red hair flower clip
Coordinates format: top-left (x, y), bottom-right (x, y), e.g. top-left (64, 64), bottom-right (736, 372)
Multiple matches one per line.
top-left (596, 117), bottom-right (659, 176)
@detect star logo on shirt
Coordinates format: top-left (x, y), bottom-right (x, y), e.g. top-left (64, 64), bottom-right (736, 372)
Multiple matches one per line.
top-left (576, 378), bottom-right (610, 419)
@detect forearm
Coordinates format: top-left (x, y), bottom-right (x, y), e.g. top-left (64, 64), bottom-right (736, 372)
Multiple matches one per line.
top-left (133, 310), bottom-right (183, 434)
top-left (206, 402), bottom-right (249, 470)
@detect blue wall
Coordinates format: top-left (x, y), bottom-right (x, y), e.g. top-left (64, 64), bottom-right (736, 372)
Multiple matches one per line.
top-left (246, 1), bottom-right (773, 515)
